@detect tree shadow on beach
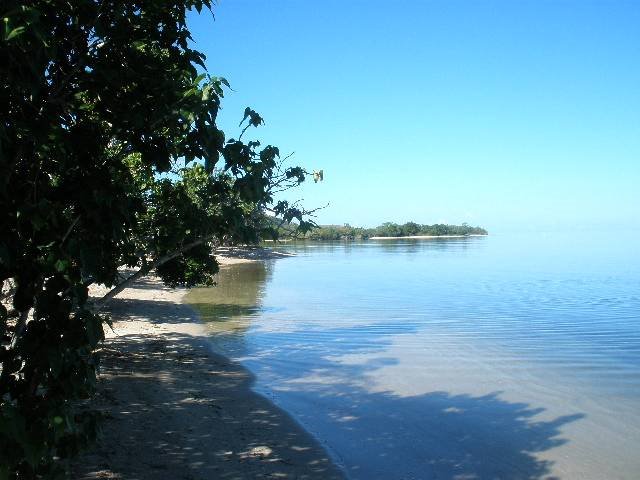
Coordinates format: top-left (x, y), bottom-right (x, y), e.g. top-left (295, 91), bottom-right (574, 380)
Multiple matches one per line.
top-left (76, 293), bottom-right (586, 480)
top-left (74, 326), bottom-right (344, 479)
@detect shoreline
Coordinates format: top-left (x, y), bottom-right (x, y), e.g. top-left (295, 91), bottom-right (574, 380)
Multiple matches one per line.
top-left (215, 245), bottom-right (296, 263)
top-left (369, 234), bottom-right (488, 240)
top-left (73, 254), bottom-right (343, 479)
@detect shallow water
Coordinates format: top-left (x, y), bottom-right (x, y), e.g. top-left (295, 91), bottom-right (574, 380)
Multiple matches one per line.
top-left (187, 232), bottom-right (640, 479)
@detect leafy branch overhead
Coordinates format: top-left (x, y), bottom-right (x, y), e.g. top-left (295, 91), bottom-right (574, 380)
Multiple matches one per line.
top-left (0, 1), bottom-right (320, 477)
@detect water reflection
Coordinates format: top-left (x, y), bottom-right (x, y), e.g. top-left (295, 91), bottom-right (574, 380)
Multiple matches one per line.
top-left (186, 261), bottom-right (274, 335)
top-left (189, 285), bottom-right (586, 479)
top-left (186, 236), bottom-right (640, 479)
top-left (271, 236), bottom-right (484, 257)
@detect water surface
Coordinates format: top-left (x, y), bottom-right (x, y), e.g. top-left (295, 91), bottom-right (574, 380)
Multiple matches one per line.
top-left (187, 232), bottom-right (640, 479)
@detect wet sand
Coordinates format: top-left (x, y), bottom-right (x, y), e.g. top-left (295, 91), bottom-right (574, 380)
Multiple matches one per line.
top-left (72, 253), bottom-right (343, 480)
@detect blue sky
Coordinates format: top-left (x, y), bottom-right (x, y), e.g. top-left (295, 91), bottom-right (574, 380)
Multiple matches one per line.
top-left (188, 1), bottom-right (639, 233)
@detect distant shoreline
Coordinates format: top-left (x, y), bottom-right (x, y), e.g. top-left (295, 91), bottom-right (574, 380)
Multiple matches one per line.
top-left (369, 234), bottom-right (489, 240)
top-left (277, 222), bottom-right (488, 241)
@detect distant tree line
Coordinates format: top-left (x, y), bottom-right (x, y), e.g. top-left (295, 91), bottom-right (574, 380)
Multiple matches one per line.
top-left (280, 222), bottom-right (488, 241)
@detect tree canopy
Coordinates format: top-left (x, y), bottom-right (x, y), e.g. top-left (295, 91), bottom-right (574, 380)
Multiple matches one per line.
top-left (1, 1), bottom-right (314, 477)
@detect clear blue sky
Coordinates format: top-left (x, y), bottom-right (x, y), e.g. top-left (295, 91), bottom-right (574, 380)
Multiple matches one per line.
top-left (188, 1), bottom-right (639, 233)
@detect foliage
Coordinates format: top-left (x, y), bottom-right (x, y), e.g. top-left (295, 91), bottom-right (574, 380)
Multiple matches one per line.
top-left (367, 222), bottom-right (487, 238)
top-left (289, 222), bottom-right (487, 241)
top-left (0, 1), bottom-right (313, 477)
top-left (297, 224), bottom-right (368, 241)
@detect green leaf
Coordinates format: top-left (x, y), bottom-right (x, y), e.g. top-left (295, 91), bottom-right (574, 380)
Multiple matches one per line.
top-left (54, 259), bottom-right (69, 272)
top-left (5, 26), bottom-right (25, 41)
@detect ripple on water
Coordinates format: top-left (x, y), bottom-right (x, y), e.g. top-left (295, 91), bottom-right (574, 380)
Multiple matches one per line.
top-left (188, 234), bottom-right (640, 479)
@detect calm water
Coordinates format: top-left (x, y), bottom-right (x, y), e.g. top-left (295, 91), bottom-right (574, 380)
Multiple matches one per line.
top-left (187, 232), bottom-right (640, 479)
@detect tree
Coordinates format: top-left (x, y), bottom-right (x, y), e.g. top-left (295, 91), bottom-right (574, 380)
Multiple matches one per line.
top-left (1, 1), bottom-right (315, 477)
top-left (403, 222), bottom-right (420, 236)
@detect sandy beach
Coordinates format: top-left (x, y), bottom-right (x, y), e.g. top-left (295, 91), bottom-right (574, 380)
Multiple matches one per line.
top-left (72, 250), bottom-right (343, 480)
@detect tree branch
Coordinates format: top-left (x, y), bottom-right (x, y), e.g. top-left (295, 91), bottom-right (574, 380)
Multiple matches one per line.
top-left (93, 235), bottom-right (219, 311)
top-left (61, 214), bottom-right (81, 245)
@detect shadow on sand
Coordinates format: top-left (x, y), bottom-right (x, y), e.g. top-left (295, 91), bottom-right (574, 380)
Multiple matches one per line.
top-left (73, 311), bottom-right (343, 479)
top-left (74, 288), bottom-right (587, 480)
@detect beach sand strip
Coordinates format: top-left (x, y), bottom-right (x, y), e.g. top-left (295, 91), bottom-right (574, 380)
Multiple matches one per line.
top-left (72, 254), bottom-right (343, 480)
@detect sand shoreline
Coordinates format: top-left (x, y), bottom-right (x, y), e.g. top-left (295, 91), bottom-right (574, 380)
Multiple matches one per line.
top-left (73, 250), bottom-right (343, 479)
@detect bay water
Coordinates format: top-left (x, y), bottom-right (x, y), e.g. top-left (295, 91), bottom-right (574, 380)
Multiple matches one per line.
top-left (187, 232), bottom-right (640, 479)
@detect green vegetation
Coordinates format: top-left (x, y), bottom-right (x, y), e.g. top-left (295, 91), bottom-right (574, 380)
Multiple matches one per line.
top-left (284, 222), bottom-right (487, 241)
top-left (1, 1), bottom-right (314, 477)
top-left (368, 222), bottom-right (487, 238)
